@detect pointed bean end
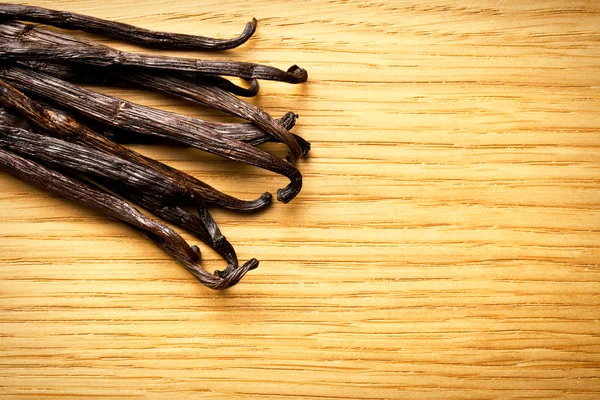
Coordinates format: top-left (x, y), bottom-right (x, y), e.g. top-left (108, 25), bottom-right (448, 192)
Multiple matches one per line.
top-left (213, 258), bottom-right (259, 289)
top-left (276, 173), bottom-right (302, 203)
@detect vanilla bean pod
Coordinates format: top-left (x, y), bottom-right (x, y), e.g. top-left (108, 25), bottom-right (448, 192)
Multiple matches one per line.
top-left (0, 21), bottom-right (303, 159)
top-left (0, 81), bottom-right (270, 270)
top-left (68, 108), bottom-right (301, 147)
top-left (0, 67), bottom-right (303, 202)
top-left (22, 60), bottom-right (310, 154)
top-left (0, 22), bottom-right (308, 85)
top-left (0, 79), bottom-right (274, 211)
top-left (0, 117), bottom-right (242, 272)
top-left (0, 146), bottom-right (256, 289)
top-left (0, 3), bottom-right (258, 50)
top-left (23, 59), bottom-right (261, 98)
top-left (35, 96), bottom-right (299, 146)
top-left (125, 71), bottom-right (310, 157)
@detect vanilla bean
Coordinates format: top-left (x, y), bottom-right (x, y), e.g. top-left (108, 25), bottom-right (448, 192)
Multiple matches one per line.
top-left (0, 21), bottom-right (305, 158)
top-left (22, 59), bottom-right (261, 98)
top-left (0, 79), bottom-right (273, 211)
top-left (0, 146), bottom-right (257, 289)
top-left (0, 119), bottom-right (243, 272)
top-left (0, 20), bottom-right (304, 159)
top-left (125, 72), bottom-right (310, 158)
top-left (0, 67), bottom-right (303, 202)
top-left (0, 23), bottom-right (308, 84)
top-left (38, 98), bottom-right (300, 147)
top-left (0, 3), bottom-right (257, 50)
top-left (19, 60), bottom-right (309, 152)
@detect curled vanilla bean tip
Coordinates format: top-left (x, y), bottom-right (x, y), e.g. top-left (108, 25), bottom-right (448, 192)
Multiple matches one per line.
top-left (212, 258), bottom-right (259, 289)
top-left (279, 113), bottom-right (310, 156)
top-left (286, 65), bottom-right (308, 83)
top-left (244, 78), bottom-right (260, 96)
top-left (280, 112), bottom-right (297, 130)
top-left (298, 137), bottom-right (311, 156)
top-left (247, 259), bottom-right (259, 271)
top-left (246, 18), bottom-right (259, 38)
top-left (277, 172), bottom-right (302, 203)
top-left (212, 17), bottom-right (258, 50)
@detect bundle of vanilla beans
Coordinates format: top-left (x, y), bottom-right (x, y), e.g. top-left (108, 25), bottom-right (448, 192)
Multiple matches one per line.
top-left (0, 4), bottom-right (310, 289)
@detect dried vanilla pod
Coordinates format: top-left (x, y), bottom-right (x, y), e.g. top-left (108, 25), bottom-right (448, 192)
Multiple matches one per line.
top-left (0, 22), bottom-right (308, 85)
top-left (0, 146), bottom-right (257, 289)
top-left (37, 97), bottom-right (300, 147)
top-left (0, 20), bottom-right (304, 159)
top-left (0, 103), bottom-right (250, 270)
top-left (0, 66), bottom-right (304, 202)
top-left (19, 61), bottom-right (309, 152)
top-left (0, 4), bottom-right (311, 288)
top-left (0, 3), bottom-right (257, 50)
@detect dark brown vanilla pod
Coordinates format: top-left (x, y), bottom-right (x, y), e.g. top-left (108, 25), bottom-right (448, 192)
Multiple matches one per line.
top-left (0, 20), bottom-right (303, 159)
top-left (77, 110), bottom-right (305, 149)
top-left (1, 17), bottom-right (305, 158)
top-left (123, 72), bottom-right (308, 158)
top-left (0, 79), bottom-right (273, 211)
top-left (0, 147), bottom-right (257, 289)
top-left (36, 97), bottom-right (301, 147)
top-left (19, 61), bottom-right (309, 153)
top-left (0, 67), bottom-right (303, 202)
top-left (0, 122), bottom-right (244, 272)
top-left (0, 3), bottom-right (257, 50)
top-left (21, 60), bottom-right (260, 98)
top-left (0, 29), bottom-right (308, 83)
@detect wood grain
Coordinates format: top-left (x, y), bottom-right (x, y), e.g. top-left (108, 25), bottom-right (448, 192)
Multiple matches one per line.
top-left (1, 0), bottom-right (599, 398)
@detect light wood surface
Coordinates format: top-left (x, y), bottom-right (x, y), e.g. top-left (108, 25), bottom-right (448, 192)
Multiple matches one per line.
top-left (1, 1), bottom-right (599, 398)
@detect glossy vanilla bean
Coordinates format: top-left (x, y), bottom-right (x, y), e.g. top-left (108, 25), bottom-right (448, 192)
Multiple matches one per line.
top-left (0, 20), bottom-right (303, 159)
top-left (0, 111), bottom-right (243, 272)
top-left (0, 21), bottom-right (308, 85)
top-left (0, 3), bottom-right (258, 50)
top-left (0, 66), bottom-right (303, 202)
top-left (34, 96), bottom-right (300, 147)
top-left (22, 59), bottom-right (261, 97)
top-left (125, 72), bottom-right (310, 158)
top-left (0, 146), bottom-right (257, 289)
top-left (0, 77), bottom-right (275, 210)
top-left (0, 82), bottom-right (270, 270)
top-left (20, 60), bottom-right (310, 154)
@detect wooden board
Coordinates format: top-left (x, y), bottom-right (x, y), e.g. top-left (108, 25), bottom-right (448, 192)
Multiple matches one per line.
top-left (1, 0), bottom-right (599, 398)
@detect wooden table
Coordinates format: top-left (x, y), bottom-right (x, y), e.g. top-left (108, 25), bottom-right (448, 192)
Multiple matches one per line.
top-left (1, 1), bottom-right (599, 398)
